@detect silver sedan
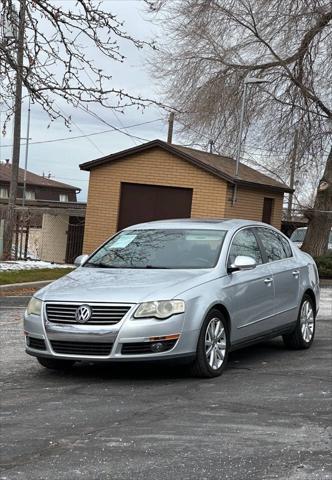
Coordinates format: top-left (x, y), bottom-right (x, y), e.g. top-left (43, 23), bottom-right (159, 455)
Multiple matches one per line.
top-left (24, 219), bottom-right (319, 378)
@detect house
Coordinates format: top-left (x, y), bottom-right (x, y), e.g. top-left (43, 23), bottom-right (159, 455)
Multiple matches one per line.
top-left (80, 139), bottom-right (292, 253)
top-left (0, 161), bottom-right (86, 263)
top-left (0, 160), bottom-right (79, 204)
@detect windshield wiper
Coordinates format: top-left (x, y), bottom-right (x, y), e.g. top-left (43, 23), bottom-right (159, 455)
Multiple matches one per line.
top-left (144, 265), bottom-right (169, 269)
top-left (85, 262), bottom-right (123, 268)
top-left (85, 263), bottom-right (171, 269)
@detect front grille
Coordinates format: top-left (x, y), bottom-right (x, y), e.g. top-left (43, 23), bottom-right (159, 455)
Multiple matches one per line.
top-left (45, 303), bottom-right (131, 325)
top-left (50, 340), bottom-right (113, 356)
top-left (27, 337), bottom-right (46, 350)
top-left (121, 339), bottom-right (177, 355)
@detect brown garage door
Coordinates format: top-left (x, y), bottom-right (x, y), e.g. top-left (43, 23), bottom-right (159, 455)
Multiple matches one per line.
top-left (118, 182), bottom-right (193, 230)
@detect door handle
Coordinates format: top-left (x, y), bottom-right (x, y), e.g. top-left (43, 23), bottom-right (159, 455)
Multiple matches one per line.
top-left (264, 277), bottom-right (273, 284)
top-left (292, 270), bottom-right (299, 277)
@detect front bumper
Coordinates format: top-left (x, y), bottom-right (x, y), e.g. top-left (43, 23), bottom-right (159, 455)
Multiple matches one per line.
top-left (24, 302), bottom-right (198, 362)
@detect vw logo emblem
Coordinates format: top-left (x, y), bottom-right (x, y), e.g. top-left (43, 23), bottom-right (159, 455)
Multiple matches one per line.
top-left (75, 304), bottom-right (92, 324)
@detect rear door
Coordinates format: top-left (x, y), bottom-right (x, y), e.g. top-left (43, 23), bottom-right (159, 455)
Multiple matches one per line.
top-left (223, 227), bottom-right (275, 344)
top-left (256, 227), bottom-right (300, 326)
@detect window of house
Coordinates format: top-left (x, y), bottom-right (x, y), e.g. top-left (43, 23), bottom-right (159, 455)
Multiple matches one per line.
top-left (257, 228), bottom-right (288, 262)
top-left (228, 228), bottom-right (263, 265)
top-left (59, 193), bottom-right (68, 202)
top-left (0, 187), bottom-right (8, 198)
top-left (25, 190), bottom-right (35, 200)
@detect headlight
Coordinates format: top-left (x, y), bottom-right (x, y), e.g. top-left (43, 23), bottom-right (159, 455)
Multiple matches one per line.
top-left (26, 297), bottom-right (42, 316)
top-left (133, 300), bottom-right (185, 320)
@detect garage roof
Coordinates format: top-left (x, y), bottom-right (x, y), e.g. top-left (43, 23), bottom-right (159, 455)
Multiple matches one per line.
top-left (79, 139), bottom-right (292, 193)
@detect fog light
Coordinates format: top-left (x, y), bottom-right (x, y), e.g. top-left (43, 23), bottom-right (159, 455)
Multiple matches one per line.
top-left (151, 342), bottom-right (165, 353)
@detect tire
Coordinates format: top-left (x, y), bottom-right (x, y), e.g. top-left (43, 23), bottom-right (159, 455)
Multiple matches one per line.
top-left (283, 294), bottom-right (316, 349)
top-left (37, 357), bottom-right (75, 370)
top-left (190, 309), bottom-right (229, 378)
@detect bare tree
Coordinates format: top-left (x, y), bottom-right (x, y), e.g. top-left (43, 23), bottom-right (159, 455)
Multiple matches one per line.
top-left (1, 0), bottom-right (155, 127)
top-left (0, 0), bottom-right (155, 259)
top-left (148, 0), bottom-right (332, 255)
top-left (302, 146), bottom-right (332, 256)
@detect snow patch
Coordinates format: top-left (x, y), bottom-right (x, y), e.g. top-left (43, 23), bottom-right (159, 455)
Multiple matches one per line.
top-left (0, 261), bottom-right (74, 272)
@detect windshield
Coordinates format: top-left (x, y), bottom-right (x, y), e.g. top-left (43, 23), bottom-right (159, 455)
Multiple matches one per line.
top-left (85, 229), bottom-right (227, 269)
top-left (291, 229), bottom-right (306, 242)
top-left (291, 228), bottom-right (332, 243)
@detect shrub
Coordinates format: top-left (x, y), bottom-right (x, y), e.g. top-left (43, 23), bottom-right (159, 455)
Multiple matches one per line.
top-left (314, 253), bottom-right (332, 279)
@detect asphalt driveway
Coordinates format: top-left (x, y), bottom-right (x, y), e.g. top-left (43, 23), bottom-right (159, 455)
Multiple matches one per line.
top-left (0, 289), bottom-right (331, 480)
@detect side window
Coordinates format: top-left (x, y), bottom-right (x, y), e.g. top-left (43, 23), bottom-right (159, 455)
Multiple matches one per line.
top-left (258, 228), bottom-right (287, 262)
top-left (228, 229), bottom-right (263, 265)
top-left (279, 234), bottom-right (293, 258)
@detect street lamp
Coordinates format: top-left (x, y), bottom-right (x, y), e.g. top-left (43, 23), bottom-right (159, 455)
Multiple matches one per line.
top-left (234, 77), bottom-right (270, 178)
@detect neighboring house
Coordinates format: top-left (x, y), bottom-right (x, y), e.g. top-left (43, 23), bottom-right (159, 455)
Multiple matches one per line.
top-left (80, 139), bottom-right (292, 253)
top-left (0, 161), bottom-right (85, 263)
top-left (0, 160), bottom-right (79, 204)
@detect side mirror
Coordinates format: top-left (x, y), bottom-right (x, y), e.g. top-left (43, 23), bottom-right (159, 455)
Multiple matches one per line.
top-left (74, 254), bottom-right (89, 267)
top-left (228, 255), bottom-right (257, 273)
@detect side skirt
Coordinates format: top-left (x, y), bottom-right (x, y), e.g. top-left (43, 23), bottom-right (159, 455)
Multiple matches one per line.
top-left (229, 322), bottom-right (297, 352)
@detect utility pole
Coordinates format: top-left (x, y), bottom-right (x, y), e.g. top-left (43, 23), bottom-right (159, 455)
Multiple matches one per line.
top-left (167, 112), bottom-right (174, 144)
top-left (3, 0), bottom-right (26, 260)
top-left (287, 129), bottom-right (299, 221)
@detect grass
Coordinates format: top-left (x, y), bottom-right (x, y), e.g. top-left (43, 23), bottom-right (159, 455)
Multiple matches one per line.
top-left (0, 268), bottom-right (75, 286)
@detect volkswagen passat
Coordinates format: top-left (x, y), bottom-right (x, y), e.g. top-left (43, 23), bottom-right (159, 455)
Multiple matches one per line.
top-left (24, 219), bottom-right (319, 377)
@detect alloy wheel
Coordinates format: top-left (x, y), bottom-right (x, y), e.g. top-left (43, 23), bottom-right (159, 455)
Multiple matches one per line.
top-left (300, 300), bottom-right (314, 343)
top-left (205, 317), bottom-right (226, 370)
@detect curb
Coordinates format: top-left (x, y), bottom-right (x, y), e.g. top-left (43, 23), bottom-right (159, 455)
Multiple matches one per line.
top-left (0, 280), bottom-right (51, 292)
top-left (0, 295), bottom-right (31, 307)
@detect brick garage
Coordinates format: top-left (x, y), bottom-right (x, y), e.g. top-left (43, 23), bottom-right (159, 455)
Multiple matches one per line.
top-left (80, 140), bottom-right (292, 253)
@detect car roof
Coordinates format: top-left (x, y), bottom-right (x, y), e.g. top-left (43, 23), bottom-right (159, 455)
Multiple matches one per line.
top-left (124, 218), bottom-right (270, 231)
top-left (294, 226), bottom-right (332, 231)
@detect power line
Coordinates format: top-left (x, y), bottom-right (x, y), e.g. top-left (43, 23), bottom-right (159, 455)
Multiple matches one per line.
top-left (55, 102), bottom-right (104, 156)
top-left (111, 109), bottom-right (139, 147)
top-left (0, 118), bottom-right (163, 148)
top-left (77, 105), bottom-right (152, 143)
top-left (74, 60), bottom-right (142, 145)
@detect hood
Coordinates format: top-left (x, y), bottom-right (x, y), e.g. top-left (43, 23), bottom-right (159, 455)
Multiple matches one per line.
top-left (36, 267), bottom-right (216, 303)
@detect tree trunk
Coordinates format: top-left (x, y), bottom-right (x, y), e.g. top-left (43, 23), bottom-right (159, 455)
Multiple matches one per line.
top-left (301, 146), bottom-right (332, 257)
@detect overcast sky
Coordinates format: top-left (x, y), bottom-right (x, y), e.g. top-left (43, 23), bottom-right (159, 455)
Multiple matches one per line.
top-left (0, 1), bottom-right (170, 201)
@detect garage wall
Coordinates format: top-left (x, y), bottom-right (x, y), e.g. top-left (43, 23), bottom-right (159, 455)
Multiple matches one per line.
top-left (224, 185), bottom-right (284, 228)
top-left (83, 148), bottom-right (228, 253)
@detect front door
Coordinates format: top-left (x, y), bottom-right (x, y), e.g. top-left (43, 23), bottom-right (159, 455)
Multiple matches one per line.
top-left (222, 228), bottom-right (275, 344)
top-left (262, 197), bottom-right (274, 224)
